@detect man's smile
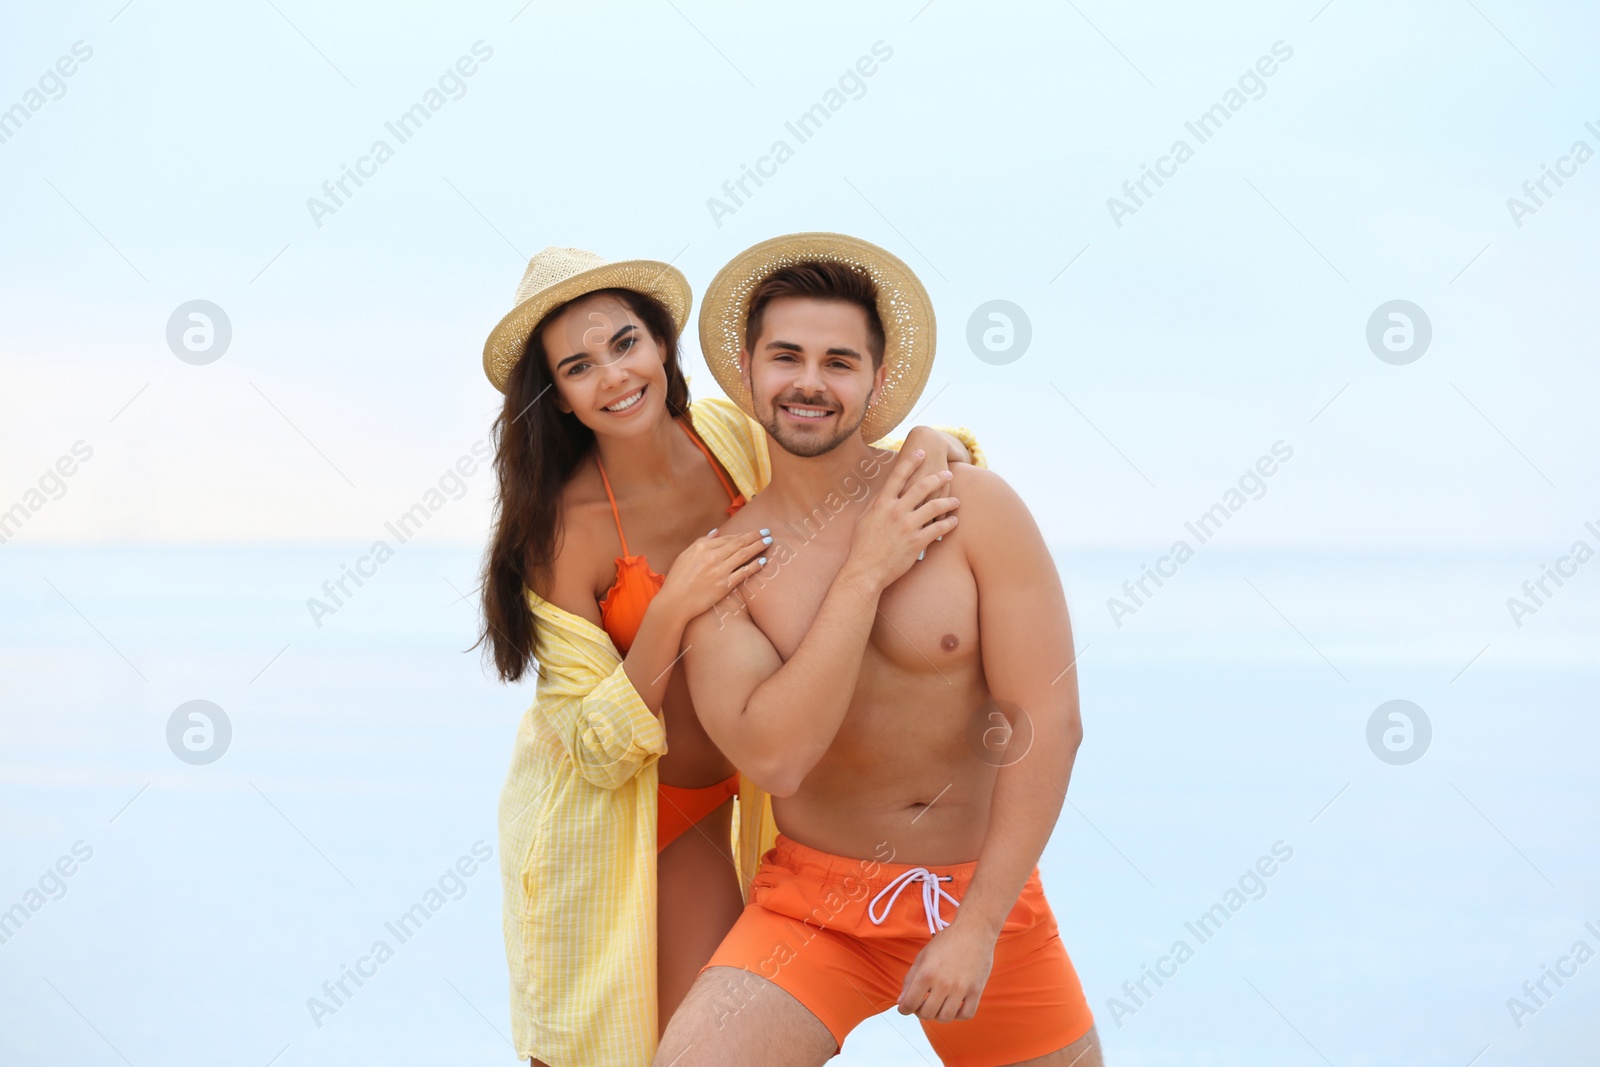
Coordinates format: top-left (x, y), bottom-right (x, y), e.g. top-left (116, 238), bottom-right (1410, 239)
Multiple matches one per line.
top-left (779, 400), bottom-right (836, 421)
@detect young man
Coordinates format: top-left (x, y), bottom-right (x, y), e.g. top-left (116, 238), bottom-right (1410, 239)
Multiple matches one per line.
top-left (654, 234), bottom-right (1102, 1067)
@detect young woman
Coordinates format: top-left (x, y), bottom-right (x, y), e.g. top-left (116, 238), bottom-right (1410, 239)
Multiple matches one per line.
top-left (475, 247), bottom-right (982, 1067)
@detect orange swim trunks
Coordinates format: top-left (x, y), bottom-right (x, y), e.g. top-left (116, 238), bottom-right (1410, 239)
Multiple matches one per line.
top-left (703, 834), bottom-right (1095, 1066)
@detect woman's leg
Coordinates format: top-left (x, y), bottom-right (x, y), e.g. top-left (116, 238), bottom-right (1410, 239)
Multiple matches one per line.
top-left (656, 797), bottom-right (745, 1035)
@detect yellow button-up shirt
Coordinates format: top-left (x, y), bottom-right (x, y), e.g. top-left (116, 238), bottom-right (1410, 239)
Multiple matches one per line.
top-left (497, 396), bottom-right (984, 1066)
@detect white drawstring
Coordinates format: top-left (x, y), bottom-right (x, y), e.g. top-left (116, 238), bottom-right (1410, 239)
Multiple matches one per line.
top-left (867, 868), bottom-right (961, 935)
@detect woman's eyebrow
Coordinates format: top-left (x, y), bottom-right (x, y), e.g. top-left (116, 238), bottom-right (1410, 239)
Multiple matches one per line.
top-left (556, 324), bottom-right (637, 369)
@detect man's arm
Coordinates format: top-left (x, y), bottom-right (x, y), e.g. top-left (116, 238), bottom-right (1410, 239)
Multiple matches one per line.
top-left (683, 460), bottom-right (961, 797)
top-left (682, 575), bottom-right (879, 797)
top-left (950, 466), bottom-right (1082, 934)
top-left (895, 465), bottom-right (1083, 1023)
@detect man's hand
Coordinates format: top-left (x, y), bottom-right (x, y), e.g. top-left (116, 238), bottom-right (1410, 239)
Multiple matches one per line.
top-left (896, 919), bottom-right (998, 1023)
top-left (843, 451), bottom-right (961, 594)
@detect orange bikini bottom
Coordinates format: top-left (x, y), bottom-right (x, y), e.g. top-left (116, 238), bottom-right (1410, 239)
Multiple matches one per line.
top-left (657, 773), bottom-right (740, 853)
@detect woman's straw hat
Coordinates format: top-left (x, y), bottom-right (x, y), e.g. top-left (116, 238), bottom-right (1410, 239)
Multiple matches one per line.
top-left (698, 232), bottom-right (936, 443)
top-left (482, 247), bottom-right (692, 393)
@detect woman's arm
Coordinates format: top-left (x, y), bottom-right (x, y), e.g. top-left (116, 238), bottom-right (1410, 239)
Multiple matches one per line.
top-left (537, 538), bottom-right (690, 719)
top-left (872, 424), bottom-right (988, 469)
top-left (532, 657), bottom-right (667, 790)
top-left (905, 426), bottom-right (974, 467)
top-left (528, 551), bottom-right (677, 790)
top-left (530, 518), bottom-right (768, 790)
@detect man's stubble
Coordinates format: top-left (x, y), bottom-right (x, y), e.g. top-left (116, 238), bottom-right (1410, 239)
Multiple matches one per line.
top-left (754, 388), bottom-right (874, 459)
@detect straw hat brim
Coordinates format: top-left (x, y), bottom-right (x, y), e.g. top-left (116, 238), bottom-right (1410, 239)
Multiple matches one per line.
top-left (482, 260), bottom-right (692, 393)
top-left (698, 233), bottom-right (936, 444)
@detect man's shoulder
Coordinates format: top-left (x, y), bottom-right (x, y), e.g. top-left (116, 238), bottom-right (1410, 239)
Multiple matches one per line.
top-left (949, 462), bottom-right (1018, 506)
top-left (948, 464), bottom-right (1042, 557)
top-left (685, 580), bottom-right (761, 647)
top-left (680, 504), bottom-right (769, 639)
top-left (720, 494), bottom-right (775, 537)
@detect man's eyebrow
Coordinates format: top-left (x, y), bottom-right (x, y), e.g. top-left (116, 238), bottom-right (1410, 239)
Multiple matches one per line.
top-left (556, 323), bottom-right (636, 369)
top-left (761, 340), bottom-right (862, 360)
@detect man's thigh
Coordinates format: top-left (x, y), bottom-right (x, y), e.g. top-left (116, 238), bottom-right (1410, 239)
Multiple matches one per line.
top-left (653, 966), bottom-right (835, 1067)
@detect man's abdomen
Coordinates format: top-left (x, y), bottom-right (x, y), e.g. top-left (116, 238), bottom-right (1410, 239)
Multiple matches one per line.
top-left (776, 661), bottom-right (1000, 865)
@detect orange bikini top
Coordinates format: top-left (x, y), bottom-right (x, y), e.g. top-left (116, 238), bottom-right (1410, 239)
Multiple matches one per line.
top-left (596, 419), bottom-right (745, 655)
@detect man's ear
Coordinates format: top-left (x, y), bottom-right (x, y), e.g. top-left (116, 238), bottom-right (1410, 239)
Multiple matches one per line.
top-left (865, 359), bottom-right (889, 409)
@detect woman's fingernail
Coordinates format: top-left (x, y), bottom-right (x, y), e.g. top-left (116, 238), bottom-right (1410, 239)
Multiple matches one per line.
top-left (917, 549), bottom-right (925, 561)
top-left (937, 535), bottom-right (943, 541)
top-left (709, 528), bottom-right (718, 536)
top-left (762, 535), bottom-right (773, 544)
top-left (913, 449), bottom-right (925, 457)
top-left (759, 528), bottom-right (771, 535)
top-left (758, 556), bottom-right (768, 566)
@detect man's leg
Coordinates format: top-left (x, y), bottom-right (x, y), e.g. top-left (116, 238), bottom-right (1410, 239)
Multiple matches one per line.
top-left (653, 966), bottom-right (835, 1067)
top-left (1003, 1023), bottom-right (1104, 1067)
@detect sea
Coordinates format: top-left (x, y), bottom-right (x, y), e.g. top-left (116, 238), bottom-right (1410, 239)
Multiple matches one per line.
top-left (1, 544), bottom-right (1595, 1065)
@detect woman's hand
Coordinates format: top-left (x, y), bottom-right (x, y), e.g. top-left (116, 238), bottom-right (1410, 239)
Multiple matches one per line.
top-left (657, 527), bottom-right (772, 622)
top-left (891, 426), bottom-right (964, 491)
top-left (903, 425), bottom-right (971, 468)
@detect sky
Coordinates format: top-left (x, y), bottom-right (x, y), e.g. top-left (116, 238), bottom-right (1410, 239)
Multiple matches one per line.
top-left (1, 0), bottom-right (1596, 551)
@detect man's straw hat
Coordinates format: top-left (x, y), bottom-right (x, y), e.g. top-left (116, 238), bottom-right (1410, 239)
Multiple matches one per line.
top-left (482, 247), bottom-right (691, 393)
top-left (698, 232), bottom-right (936, 443)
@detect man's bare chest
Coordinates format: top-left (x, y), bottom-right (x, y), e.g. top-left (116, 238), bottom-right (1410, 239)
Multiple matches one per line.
top-left (738, 529), bottom-right (980, 673)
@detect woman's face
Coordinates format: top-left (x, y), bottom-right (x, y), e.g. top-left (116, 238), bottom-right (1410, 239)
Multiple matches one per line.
top-left (540, 292), bottom-right (669, 435)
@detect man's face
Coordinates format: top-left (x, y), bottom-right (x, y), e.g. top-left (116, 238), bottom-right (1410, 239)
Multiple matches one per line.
top-left (742, 296), bottom-right (886, 458)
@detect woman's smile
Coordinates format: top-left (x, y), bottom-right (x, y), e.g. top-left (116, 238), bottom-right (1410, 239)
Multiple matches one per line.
top-left (601, 384), bottom-right (647, 415)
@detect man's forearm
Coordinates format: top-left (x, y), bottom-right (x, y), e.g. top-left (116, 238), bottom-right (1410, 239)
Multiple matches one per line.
top-left (740, 562), bottom-right (886, 794)
top-left (954, 706), bottom-right (1082, 936)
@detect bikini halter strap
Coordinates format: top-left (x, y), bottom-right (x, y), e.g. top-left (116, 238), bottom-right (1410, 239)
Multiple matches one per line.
top-left (594, 452), bottom-right (629, 557)
top-left (593, 418), bottom-right (731, 557)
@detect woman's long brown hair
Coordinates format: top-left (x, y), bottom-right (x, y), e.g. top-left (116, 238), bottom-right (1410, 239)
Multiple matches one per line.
top-left (473, 287), bottom-right (690, 683)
